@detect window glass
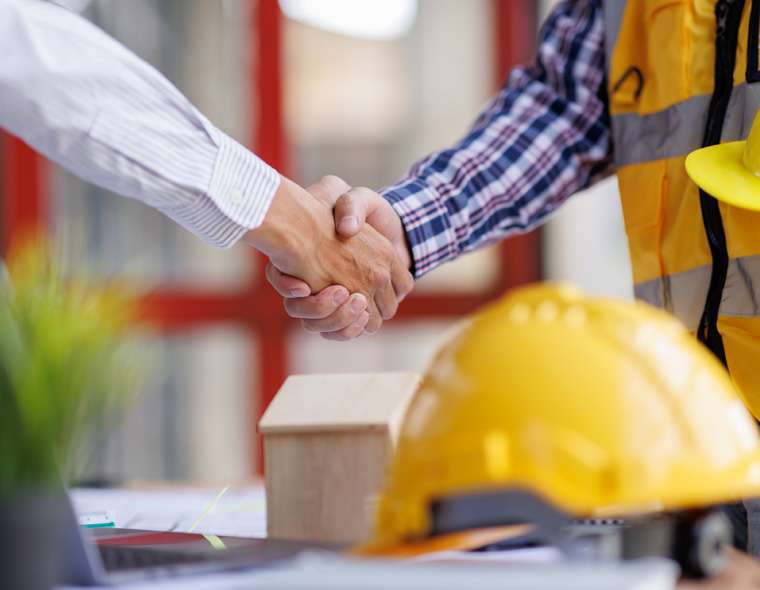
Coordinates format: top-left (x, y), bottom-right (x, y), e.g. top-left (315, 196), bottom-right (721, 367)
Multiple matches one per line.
top-left (79, 327), bottom-right (254, 484)
top-left (50, 0), bottom-right (254, 292)
top-left (284, 0), bottom-right (499, 294)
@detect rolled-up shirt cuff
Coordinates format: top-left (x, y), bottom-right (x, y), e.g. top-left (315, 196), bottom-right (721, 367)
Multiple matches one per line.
top-left (161, 135), bottom-right (281, 249)
top-left (382, 179), bottom-right (459, 278)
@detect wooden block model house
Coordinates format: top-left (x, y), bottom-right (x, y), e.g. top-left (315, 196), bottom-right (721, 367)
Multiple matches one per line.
top-left (259, 372), bottom-right (422, 544)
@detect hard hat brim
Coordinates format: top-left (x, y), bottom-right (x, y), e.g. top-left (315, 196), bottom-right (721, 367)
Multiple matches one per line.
top-left (686, 141), bottom-right (760, 211)
top-left (352, 525), bottom-right (531, 558)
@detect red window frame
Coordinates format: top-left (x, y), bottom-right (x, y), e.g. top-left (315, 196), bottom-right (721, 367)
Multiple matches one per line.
top-left (0, 0), bottom-right (539, 476)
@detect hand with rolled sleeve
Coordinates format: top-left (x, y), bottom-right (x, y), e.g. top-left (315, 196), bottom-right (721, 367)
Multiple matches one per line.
top-left (249, 176), bottom-right (413, 335)
top-left (0, 0), bottom-right (412, 327)
top-left (266, 183), bottom-right (412, 340)
top-left (270, 0), bottom-right (612, 339)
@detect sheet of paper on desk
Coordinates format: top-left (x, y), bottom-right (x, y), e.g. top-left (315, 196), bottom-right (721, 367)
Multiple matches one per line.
top-left (245, 556), bottom-right (679, 590)
top-left (410, 546), bottom-right (564, 564)
top-left (57, 555), bottom-right (678, 590)
top-left (70, 486), bottom-right (267, 537)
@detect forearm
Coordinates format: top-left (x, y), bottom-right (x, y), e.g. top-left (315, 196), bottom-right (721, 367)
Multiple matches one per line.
top-left (382, 0), bottom-right (612, 277)
top-left (0, 0), bottom-right (278, 248)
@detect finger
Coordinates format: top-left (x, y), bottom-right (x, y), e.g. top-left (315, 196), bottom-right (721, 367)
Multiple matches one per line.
top-left (302, 293), bottom-right (368, 333)
top-left (334, 189), bottom-right (372, 237)
top-left (373, 270), bottom-right (399, 321)
top-left (391, 260), bottom-right (415, 302)
top-left (322, 311), bottom-right (370, 342)
top-left (265, 262), bottom-right (311, 298)
top-left (285, 285), bottom-right (349, 320)
top-left (307, 175), bottom-right (352, 207)
top-left (365, 302), bottom-right (384, 334)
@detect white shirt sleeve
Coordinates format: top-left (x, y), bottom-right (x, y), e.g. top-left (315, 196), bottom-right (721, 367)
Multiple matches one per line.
top-left (0, 0), bottom-right (280, 248)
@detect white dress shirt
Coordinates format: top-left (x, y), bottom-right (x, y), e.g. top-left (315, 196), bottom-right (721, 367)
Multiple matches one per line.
top-left (0, 0), bottom-right (280, 248)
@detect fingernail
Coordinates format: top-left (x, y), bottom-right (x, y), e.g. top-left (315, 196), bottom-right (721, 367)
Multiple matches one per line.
top-left (350, 294), bottom-right (366, 313)
top-left (289, 286), bottom-right (309, 297)
top-left (332, 289), bottom-right (349, 305)
top-left (339, 216), bottom-right (359, 234)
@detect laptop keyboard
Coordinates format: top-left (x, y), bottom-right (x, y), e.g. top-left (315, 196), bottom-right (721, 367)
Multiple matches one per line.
top-left (99, 545), bottom-right (213, 572)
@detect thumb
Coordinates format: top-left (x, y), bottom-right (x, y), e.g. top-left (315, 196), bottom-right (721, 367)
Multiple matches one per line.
top-left (334, 187), bottom-right (376, 238)
top-left (307, 175), bottom-right (351, 207)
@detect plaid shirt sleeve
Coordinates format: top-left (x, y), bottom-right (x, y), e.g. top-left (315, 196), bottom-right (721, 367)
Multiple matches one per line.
top-left (381, 0), bottom-right (612, 277)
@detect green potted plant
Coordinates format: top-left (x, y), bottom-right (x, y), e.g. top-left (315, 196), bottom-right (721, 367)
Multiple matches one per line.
top-left (0, 240), bottom-right (141, 589)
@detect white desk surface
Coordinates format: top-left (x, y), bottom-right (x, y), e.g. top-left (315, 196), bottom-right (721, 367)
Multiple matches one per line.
top-left (60, 486), bottom-right (676, 590)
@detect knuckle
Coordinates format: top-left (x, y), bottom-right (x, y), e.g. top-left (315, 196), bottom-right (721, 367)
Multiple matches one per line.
top-left (336, 192), bottom-right (353, 209)
top-left (321, 174), bottom-right (341, 185)
top-left (344, 317), bottom-right (368, 340)
top-left (321, 175), bottom-right (349, 193)
top-left (367, 265), bottom-right (388, 288)
top-left (313, 290), bottom-right (340, 317)
top-left (339, 303), bottom-right (365, 329)
top-left (382, 301), bottom-right (398, 321)
top-left (401, 273), bottom-right (414, 297)
top-left (377, 241), bottom-right (395, 263)
top-left (374, 270), bottom-right (391, 289)
top-left (335, 305), bottom-right (356, 326)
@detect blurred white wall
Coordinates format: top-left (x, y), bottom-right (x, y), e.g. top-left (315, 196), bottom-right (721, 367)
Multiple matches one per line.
top-left (538, 0), bottom-right (633, 300)
top-left (284, 0), bottom-right (501, 385)
top-left (544, 178), bottom-right (633, 300)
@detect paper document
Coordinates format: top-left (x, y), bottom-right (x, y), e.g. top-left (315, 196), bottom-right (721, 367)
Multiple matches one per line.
top-left (70, 485), bottom-right (267, 538)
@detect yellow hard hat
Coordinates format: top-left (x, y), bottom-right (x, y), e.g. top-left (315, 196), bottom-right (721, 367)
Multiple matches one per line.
top-left (686, 110), bottom-right (760, 210)
top-left (365, 284), bottom-right (760, 553)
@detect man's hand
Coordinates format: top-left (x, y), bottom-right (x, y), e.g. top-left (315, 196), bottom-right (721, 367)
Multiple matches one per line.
top-left (266, 180), bottom-right (413, 341)
top-left (248, 176), bottom-right (412, 335)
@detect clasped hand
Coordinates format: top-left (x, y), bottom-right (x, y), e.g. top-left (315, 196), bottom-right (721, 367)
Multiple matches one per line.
top-left (247, 175), bottom-right (412, 340)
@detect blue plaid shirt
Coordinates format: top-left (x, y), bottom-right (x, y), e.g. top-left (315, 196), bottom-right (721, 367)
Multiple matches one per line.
top-left (382, 0), bottom-right (612, 277)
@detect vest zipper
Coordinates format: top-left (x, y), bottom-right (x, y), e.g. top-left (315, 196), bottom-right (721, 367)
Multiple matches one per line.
top-left (697, 0), bottom-right (746, 364)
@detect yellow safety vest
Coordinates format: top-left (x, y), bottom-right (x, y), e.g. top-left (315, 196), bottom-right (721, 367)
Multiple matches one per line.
top-left (605, 0), bottom-right (760, 417)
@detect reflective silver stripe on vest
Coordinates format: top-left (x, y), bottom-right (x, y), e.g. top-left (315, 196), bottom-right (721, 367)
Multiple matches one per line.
top-left (602, 0), bottom-right (627, 65)
top-left (634, 254), bottom-right (760, 330)
top-left (613, 82), bottom-right (760, 167)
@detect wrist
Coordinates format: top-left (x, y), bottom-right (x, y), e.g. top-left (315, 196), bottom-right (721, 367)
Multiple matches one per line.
top-left (245, 177), bottom-right (304, 256)
top-left (244, 177), bottom-right (331, 288)
top-left (398, 233), bottom-right (412, 272)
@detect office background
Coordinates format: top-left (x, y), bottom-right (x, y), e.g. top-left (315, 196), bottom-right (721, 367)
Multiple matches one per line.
top-left (0, 0), bottom-right (631, 484)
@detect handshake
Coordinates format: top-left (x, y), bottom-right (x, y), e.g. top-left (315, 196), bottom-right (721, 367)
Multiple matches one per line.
top-left (245, 175), bottom-right (414, 341)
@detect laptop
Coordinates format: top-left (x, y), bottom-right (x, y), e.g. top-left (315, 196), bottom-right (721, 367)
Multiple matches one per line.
top-left (56, 495), bottom-right (339, 586)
